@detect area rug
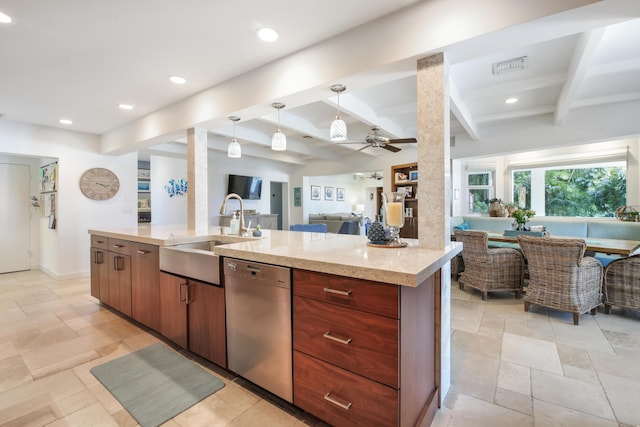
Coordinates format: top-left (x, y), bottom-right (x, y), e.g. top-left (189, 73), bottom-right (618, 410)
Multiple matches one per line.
top-left (90, 343), bottom-right (225, 427)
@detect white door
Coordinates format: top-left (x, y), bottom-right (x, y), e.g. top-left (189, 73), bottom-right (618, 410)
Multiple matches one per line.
top-left (0, 163), bottom-right (31, 273)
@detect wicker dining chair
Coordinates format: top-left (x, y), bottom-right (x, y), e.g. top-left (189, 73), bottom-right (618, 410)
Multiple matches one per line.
top-left (603, 254), bottom-right (640, 314)
top-left (517, 235), bottom-right (603, 325)
top-left (454, 229), bottom-right (524, 300)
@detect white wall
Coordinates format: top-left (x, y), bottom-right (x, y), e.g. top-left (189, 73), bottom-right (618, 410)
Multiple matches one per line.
top-left (0, 120), bottom-right (138, 278)
top-left (150, 155), bottom-right (188, 225)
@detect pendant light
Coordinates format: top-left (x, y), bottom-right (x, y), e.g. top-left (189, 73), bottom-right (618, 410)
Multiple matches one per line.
top-left (330, 84), bottom-right (347, 141)
top-left (227, 116), bottom-right (241, 158)
top-left (271, 102), bottom-right (286, 151)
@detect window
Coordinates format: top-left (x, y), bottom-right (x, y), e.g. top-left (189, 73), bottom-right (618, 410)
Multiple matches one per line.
top-left (511, 162), bottom-right (626, 217)
top-left (545, 165), bottom-right (626, 217)
top-left (512, 170), bottom-right (531, 209)
top-left (467, 172), bottom-right (493, 213)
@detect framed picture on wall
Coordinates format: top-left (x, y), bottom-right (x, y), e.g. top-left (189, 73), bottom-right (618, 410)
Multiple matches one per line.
top-left (40, 162), bottom-right (58, 193)
top-left (398, 186), bottom-right (413, 198)
top-left (409, 170), bottom-right (418, 181)
top-left (311, 185), bottom-right (321, 200)
top-left (336, 187), bottom-right (345, 201)
top-left (324, 186), bottom-right (334, 201)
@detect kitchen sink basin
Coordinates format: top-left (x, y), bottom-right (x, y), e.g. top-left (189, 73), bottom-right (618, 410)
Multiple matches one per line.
top-left (159, 241), bottom-right (224, 284)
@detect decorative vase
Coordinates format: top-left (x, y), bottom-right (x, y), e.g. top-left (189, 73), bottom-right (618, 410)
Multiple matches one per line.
top-left (516, 222), bottom-right (526, 231)
top-left (382, 192), bottom-right (406, 246)
top-left (367, 222), bottom-right (387, 243)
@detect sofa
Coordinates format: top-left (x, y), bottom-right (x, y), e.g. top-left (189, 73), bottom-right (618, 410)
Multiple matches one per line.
top-left (451, 215), bottom-right (640, 266)
top-left (308, 213), bottom-right (361, 234)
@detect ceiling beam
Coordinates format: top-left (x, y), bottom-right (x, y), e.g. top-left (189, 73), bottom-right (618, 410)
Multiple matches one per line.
top-left (554, 27), bottom-right (606, 125)
top-left (450, 80), bottom-right (480, 141)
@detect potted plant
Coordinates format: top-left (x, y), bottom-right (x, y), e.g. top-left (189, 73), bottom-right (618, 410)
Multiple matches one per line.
top-left (510, 208), bottom-right (536, 230)
top-left (504, 202), bottom-right (517, 215)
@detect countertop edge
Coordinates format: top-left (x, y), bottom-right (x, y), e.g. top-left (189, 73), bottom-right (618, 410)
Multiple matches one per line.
top-left (215, 243), bottom-right (462, 287)
top-left (89, 227), bottom-right (462, 287)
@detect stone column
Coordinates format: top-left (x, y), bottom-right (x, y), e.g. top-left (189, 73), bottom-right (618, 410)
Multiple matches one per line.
top-left (417, 53), bottom-right (451, 249)
top-left (187, 127), bottom-right (208, 232)
top-left (417, 53), bottom-right (452, 405)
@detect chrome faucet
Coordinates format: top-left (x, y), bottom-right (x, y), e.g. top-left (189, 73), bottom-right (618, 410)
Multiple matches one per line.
top-left (219, 193), bottom-right (247, 235)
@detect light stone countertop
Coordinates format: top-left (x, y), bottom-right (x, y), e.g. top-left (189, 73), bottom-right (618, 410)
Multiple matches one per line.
top-left (89, 225), bottom-right (461, 287)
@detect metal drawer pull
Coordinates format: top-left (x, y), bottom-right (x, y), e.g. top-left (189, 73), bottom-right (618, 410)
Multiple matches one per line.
top-left (136, 250), bottom-right (150, 254)
top-left (323, 331), bottom-right (352, 345)
top-left (323, 287), bottom-right (352, 296)
top-left (94, 240), bottom-right (105, 244)
top-left (94, 251), bottom-right (103, 264)
top-left (323, 393), bottom-right (352, 410)
top-left (179, 282), bottom-right (188, 302)
top-left (112, 244), bottom-right (125, 249)
top-left (113, 256), bottom-right (124, 271)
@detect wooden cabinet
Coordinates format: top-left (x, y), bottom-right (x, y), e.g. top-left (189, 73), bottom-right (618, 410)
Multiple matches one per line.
top-left (158, 272), bottom-right (227, 367)
top-left (90, 246), bottom-right (107, 299)
top-left (293, 269), bottom-right (439, 427)
top-left (391, 162), bottom-right (418, 239)
top-left (90, 236), bottom-right (132, 316)
top-left (131, 243), bottom-right (160, 330)
top-left (159, 272), bottom-right (188, 347)
top-left (188, 279), bottom-right (226, 367)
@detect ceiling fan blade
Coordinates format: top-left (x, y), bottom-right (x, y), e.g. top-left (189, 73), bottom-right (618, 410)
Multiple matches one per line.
top-left (336, 141), bottom-right (367, 145)
top-left (387, 138), bottom-right (417, 144)
top-left (358, 144), bottom-right (373, 151)
top-left (382, 144), bottom-right (402, 153)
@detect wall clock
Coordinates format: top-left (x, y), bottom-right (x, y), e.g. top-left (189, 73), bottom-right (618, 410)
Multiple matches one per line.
top-left (79, 168), bottom-right (120, 200)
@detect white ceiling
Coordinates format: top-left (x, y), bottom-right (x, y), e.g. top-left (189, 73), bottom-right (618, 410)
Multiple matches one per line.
top-left (1, 0), bottom-right (639, 165)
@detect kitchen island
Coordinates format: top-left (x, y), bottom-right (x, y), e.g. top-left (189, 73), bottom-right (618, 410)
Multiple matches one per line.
top-left (88, 225), bottom-right (461, 427)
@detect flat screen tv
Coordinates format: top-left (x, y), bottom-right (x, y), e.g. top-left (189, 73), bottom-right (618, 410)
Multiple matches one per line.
top-left (227, 174), bottom-right (263, 200)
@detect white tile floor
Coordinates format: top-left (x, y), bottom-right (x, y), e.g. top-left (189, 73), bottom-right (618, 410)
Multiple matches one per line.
top-left (1, 269), bottom-right (639, 426)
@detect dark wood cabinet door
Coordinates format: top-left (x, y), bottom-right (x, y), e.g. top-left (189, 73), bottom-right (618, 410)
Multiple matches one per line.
top-left (187, 280), bottom-right (226, 368)
top-left (90, 247), bottom-right (108, 300)
top-left (158, 272), bottom-right (187, 348)
top-left (108, 252), bottom-right (132, 316)
top-left (131, 243), bottom-right (160, 330)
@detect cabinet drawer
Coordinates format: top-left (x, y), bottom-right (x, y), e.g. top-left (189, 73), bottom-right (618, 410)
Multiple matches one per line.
top-left (90, 235), bottom-right (109, 250)
top-left (109, 238), bottom-right (133, 255)
top-left (294, 296), bottom-right (399, 388)
top-left (293, 269), bottom-right (399, 318)
top-left (294, 351), bottom-right (398, 427)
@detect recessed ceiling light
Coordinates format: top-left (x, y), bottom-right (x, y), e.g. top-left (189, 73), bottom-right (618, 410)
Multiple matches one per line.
top-left (59, 118), bottom-right (73, 125)
top-left (505, 97), bottom-right (518, 104)
top-left (168, 75), bottom-right (187, 85)
top-left (0, 11), bottom-right (12, 24)
top-left (256, 27), bottom-right (279, 42)
top-left (118, 103), bottom-right (134, 110)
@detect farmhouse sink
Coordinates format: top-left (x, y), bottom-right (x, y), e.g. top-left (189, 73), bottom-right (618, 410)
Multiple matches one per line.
top-left (159, 241), bottom-right (225, 285)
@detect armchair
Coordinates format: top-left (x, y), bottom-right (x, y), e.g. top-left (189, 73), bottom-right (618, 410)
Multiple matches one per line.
top-left (517, 236), bottom-right (603, 325)
top-left (603, 254), bottom-right (640, 313)
top-left (454, 229), bottom-right (524, 300)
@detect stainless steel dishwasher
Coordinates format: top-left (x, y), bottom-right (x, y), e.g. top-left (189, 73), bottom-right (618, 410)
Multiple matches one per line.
top-left (223, 257), bottom-right (292, 403)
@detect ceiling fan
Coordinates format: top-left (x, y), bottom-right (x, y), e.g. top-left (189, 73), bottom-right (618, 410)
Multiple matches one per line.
top-left (368, 171), bottom-right (383, 180)
top-left (338, 127), bottom-right (417, 153)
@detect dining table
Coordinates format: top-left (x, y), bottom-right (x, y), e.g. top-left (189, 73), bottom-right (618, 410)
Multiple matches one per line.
top-left (484, 232), bottom-right (640, 256)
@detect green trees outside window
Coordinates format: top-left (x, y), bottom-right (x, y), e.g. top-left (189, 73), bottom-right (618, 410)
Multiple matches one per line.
top-left (545, 167), bottom-right (626, 217)
top-left (512, 165), bottom-right (626, 217)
